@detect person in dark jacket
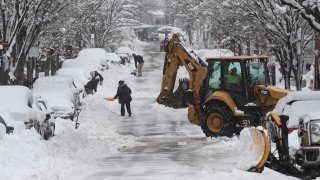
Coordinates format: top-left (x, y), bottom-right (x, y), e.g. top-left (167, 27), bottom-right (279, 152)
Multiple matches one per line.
top-left (84, 78), bottom-right (99, 94)
top-left (132, 53), bottom-right (144, 76)
top-left (90, 71), bottom-right (104, 85)
top-left (106, 80), bottom-right (132, 116)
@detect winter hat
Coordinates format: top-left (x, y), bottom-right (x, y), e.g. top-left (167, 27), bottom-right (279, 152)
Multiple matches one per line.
top-left (118, 80), bottom-right (124, 85)
top-left (132, 53), bottom-right (136, 57)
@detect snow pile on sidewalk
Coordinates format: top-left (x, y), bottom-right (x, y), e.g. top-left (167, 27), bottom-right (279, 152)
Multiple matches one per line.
top-left (0, 49), bottom-right (137, 180)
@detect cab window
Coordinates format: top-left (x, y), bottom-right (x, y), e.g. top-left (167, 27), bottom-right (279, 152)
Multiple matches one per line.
top-left (224, 62), bottom-right (242, 90)
top-left (246, 61), bottom-right (266, 86)
top-left (208, 61), bottom-right (221, 89)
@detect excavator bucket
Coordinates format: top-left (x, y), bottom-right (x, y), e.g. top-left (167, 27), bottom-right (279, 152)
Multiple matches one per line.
top-left (157, 79), bottom-right (189, 109)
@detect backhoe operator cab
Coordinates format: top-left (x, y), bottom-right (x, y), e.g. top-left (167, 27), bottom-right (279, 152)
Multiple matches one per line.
top-left (157, 32), bottom-right (288, 138)
top-left (200, 56), bottom-right (270, 137)
top-left (204, 56), bottom-right (267, 107)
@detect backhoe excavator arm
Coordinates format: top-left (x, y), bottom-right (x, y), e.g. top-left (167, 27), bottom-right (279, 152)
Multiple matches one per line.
top-left (156, 33), bottom-right (207, 121)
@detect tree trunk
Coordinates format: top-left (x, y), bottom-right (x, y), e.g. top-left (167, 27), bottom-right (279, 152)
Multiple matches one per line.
top-left (271, 65), bottom-right (276, 86)
top-left (246, 39), bottom-right (250, 56)
top-left (315, 32), bottom-right (320, 90)
top-left (26, 58), bottom-right (33, 88)
top-left (14, 53), bottom-right (27, 85)
top-left (0, 49), bottom-right (5, 85)
top-left (50, 52), bottom-right (56, 76)
top-left (238, 43), bottom-right (242, 56)
top-left (35, 57), bottom-right (40, 79)
top-left (45, 55), bottom-right (51, 76)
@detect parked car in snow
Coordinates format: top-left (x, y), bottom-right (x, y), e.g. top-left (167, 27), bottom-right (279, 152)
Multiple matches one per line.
top-left (33, 76), bottom-right (81, 120)
top-left (273, 91), bottom-right (320, 129)
top-left (0, 86), bottom-right (44, 123)
top-left (63, 48), bottom-right (110, 73)
top-left (0, 86), bottom-right (54, 139)
top-left (77, 48), bottom-right (110, 71)
top-left (115, 46), bottom-right (133, 63)
top-left (56, 68), bottom-right (89, 102)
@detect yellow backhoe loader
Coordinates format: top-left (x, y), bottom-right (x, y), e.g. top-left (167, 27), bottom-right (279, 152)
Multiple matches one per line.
top-left (157, 33), bottom-right (288, 137)
top-left (156, 33), bottom-right (291, 173)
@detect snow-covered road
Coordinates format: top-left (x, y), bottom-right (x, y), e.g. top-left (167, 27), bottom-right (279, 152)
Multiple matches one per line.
top-left (0, 40), bottom-right (299, 180)
top-left (76, 41), bottom-right (297, 180)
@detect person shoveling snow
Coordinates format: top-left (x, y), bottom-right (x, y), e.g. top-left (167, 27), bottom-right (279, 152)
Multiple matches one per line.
top-left (105, 80), bottom-right (132, 117)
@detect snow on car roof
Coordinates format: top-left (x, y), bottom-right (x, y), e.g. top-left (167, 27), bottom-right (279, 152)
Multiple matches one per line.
top-left (307, 112), bottom-right (320, 121)
top-left (34, 76), bottom-right (74, 86)
top-left (55, 68), bottom-right (89, 87)
top-left (0, 86), bottom-right (41, 122)
top-left (63, 48), bottom-right (108, 73)
top-left (78, 48), bottom-right (108, 61)
top-left (273, 91), bottom-right (320, 127)
top-left (0, 86), bottom-right (33, 105)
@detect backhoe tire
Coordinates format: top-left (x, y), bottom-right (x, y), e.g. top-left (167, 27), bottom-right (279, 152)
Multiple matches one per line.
top-left (201, 102), bottom-right (235, 138)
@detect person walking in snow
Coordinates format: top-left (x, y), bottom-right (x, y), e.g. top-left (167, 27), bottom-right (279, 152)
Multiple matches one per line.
top-left (132, 53), bottom-right (144, 76)
top-left (105, 80), bottom-right (132, 117)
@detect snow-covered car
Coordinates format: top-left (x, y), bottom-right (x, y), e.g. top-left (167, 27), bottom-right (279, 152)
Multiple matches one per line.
top-left (77, 48), bottom-right (110, 71)
top-left (0, 86), bottom-right (54, 139)
top-left (195, 49), bottom-right (234, 60)
top-left (56, 68), bottom-right (89, 102)
top-left (106, 53), bottom-right (122, 65)
top-left (63, 48), bottom-right (110, 73)
top-left (273, 91), bottom-right (320, 129)
top-left (115, 46), bottom-right (133, 63)
top-left (0, 86), bottom-right (45, 123)
top-left (33, 76), bottom-right (81, 120)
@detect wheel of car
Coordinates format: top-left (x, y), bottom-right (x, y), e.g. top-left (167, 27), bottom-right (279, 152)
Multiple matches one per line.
top-left (201, 102), bottom-right (235, 137)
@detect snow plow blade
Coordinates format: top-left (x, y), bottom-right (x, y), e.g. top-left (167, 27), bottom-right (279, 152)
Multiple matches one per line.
top-left (243, 128), bottom-right (270, 173)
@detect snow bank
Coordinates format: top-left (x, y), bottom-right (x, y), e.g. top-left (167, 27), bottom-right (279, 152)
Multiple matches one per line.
top-left (273, 91), bottom-right (320, 127)
top-left (195, 128), bottom-right (267, 171)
